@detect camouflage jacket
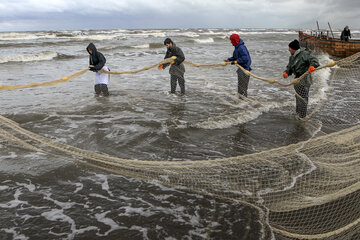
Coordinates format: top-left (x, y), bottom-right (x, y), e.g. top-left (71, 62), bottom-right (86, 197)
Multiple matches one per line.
top-left (285, 48), bottom-right (320, 86)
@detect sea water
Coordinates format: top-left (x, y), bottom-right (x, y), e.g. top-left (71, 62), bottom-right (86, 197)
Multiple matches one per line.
top-left (0, 28), bottom-right (358, 239)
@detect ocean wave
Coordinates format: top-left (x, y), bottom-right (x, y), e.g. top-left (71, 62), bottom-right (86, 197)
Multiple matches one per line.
top-left (193, 38), bottom-right (215, 44)
top-left (309, 53), bottom-right (332, 105)
top-left (132, 44), bottom-right (151, 49)
top-left (0, 42), bottom-right (37, 48)
top-left (131, 43), bottom-right (164, 49)
top-left (0, 29), bottom-right (304, 43)
top-left (55, 53), bottom-right (77, 60)
top-left (0, 30), bottom-right (127, 41)
top-left (192, 99), bottom-right (293, 129)
top-left (0, 32), bottom-right (57, 41)
top-left (167, 31), bottom-right (201, 38)
top-left (0, 52), bottom-right (58, 63)
top-left (0, 41), bottom-right (72, 49)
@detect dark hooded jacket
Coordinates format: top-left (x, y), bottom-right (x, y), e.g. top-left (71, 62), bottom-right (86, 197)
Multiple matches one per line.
top-left (163, 43), bottom-right (185, 77)
top-left (87, 43), bottom-right (106, 71)
top-left (340, 28), bottom-right (351, 40)
top-left (228, 36), bottom-right (252, 71)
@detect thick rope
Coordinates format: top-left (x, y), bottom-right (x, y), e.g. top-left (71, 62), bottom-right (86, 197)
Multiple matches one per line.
top-left (0, 58), bottom-right (176, 90)
top-left (0, 68), bottom-right (89, 90)
top-left (100, 57), bottom-right (176, 74)
top-left (1, 52), bottom-right (358, 91)
top-left (184, 60), bottom-right (231, 68)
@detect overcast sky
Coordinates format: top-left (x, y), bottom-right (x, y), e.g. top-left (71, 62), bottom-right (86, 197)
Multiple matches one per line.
top-left (0, 0), bottom-right (359, 32)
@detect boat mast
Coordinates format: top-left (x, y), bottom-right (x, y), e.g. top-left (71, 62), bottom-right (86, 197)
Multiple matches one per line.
top-left (316, 21), bottom-right (320, 37)
top-left (328, 22), bottom-right (335, 38)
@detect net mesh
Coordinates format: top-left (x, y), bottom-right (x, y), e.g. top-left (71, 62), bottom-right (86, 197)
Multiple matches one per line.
top-left (0, 53), bottom-right (360, 239)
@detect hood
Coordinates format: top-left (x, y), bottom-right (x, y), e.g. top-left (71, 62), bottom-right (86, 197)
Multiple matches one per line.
top-left (87, 43), bottom-right (97, 55)
top-left (230, 34), bottom-right (240, 46)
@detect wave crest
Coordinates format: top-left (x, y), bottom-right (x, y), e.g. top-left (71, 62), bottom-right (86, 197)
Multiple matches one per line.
top-left (0, 52), bottom-right (58, 63)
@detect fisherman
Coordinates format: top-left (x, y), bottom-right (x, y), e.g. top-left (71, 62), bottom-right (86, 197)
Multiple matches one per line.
top-left (86, 43), bottom-right (110, 96)
top-left (340, 26), bottom-right (351, 42)
top-left (283, 39), bottom-right (320, 120)
top-left (158, 38), bottom-right (186, 95)
top-left (224, 33), bottom-right (252, 98)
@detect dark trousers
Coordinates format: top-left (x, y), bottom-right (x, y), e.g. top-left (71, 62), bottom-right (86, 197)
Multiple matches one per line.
top-left (294, 84), bottom-right (309, 118)
top-left (170, 74), bottom-right (185, 94)
top-left (95, 84), bottom-right (109, 96)
top-left (237, 69), bottom-right (250, 97)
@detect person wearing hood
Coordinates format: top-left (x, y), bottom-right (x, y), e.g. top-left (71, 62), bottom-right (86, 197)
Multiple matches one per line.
top-left (283, 39), bottom-right (320, 120)
top-left (340, 26), bottom-right (351, 42)
top-left (158, 38), bottom-right (186, 95)
top-left (86, 42), bottom-right (110, 96)
top-left (224, 34), bottom-right (252, 98)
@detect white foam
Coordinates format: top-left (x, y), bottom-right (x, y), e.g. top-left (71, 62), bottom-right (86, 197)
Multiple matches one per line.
top-left (0, 51), bottom-right (58, 63)
top-left (41, 209), bottom-right (77, 239)
top-left (16, 180), bottom-right (36, 192)
top-left (43, 192), bottom-right (76, 209)
top-left (74, 182), bottom-right (83, 193)
top-left (0, 189), bottom-right (28, 208)
top-left (194, 38), bottom-right (214, 43)
top-left (192, 99), bottom-right (292, 129)
top-left (89, 193), bottom-right (117, 202)
top-left (95, 174), bottom-right (114, 197)
top-left (118, 206), bottom-right (156, 218)
top-left (133, 44), bottom-right (150, 49)
top-left (0, 32), bottom-right (56, 40)
top-left (129, 225), bottom-right (149, 240)
top-left (95, 211), bottom-right (123, 236)
top-left (310, 53), bottom-right (332, 105)
top-left (0, 185), bottom-right (9, 190)
top-left (3, 228), bottom-right (29, 240)
top-left (186, 32), bottom-right (201, 37)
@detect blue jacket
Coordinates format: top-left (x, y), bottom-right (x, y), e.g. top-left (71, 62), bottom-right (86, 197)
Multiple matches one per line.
top-left (228, 40), bottom-right (252, 71)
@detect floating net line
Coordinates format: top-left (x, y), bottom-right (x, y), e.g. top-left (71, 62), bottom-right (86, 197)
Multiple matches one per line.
top-left (0, 68), bottom-right (89, 90)
top-left (3, 53), bottom-right (357, 91)
top-left (0, 52), bottom-right (360, 239)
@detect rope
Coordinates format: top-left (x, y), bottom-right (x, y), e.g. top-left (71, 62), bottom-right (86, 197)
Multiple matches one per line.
top-left (1, 52), bottom-right (358, 91)
top-left (233, 57), bottom-right (339, 87)
top-left (100, 57), bottom-right (176, 74)
top-left (184, 60), bottom-right (231, 68)
top-left (0, 58), bottom-right (176, 90)
top-left (0, 68), bottom-right (89, 90)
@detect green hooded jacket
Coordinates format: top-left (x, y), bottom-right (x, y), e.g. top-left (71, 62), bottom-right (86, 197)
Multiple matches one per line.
top-left (285, 48), bottom-right (320, 86)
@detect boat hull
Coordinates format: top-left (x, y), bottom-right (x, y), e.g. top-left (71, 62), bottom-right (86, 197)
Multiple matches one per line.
top-left (298, 31), bottom-right (360, 58)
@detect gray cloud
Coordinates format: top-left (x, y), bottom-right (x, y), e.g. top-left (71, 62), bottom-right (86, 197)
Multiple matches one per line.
top-left (0, 0), bottom-right (359, 31)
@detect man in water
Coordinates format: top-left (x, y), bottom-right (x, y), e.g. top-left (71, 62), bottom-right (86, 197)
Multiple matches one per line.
top-left (224, 33), bottom-right (252, 98)
top-left (283, 39), bottom-right (320, 120)
top-left (86, 43), bottom-right (110, 96)
top-left (158, 38), bottom-right (186, 95)
top-left (340, 26), bottom-right (351, 42)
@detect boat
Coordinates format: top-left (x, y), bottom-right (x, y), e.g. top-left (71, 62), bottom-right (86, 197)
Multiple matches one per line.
top-left (298, 30), bottom-right (360, 58)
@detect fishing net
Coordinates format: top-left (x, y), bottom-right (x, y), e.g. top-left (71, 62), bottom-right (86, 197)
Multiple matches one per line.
top-left (0, 52), bottom-right (360, 240)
